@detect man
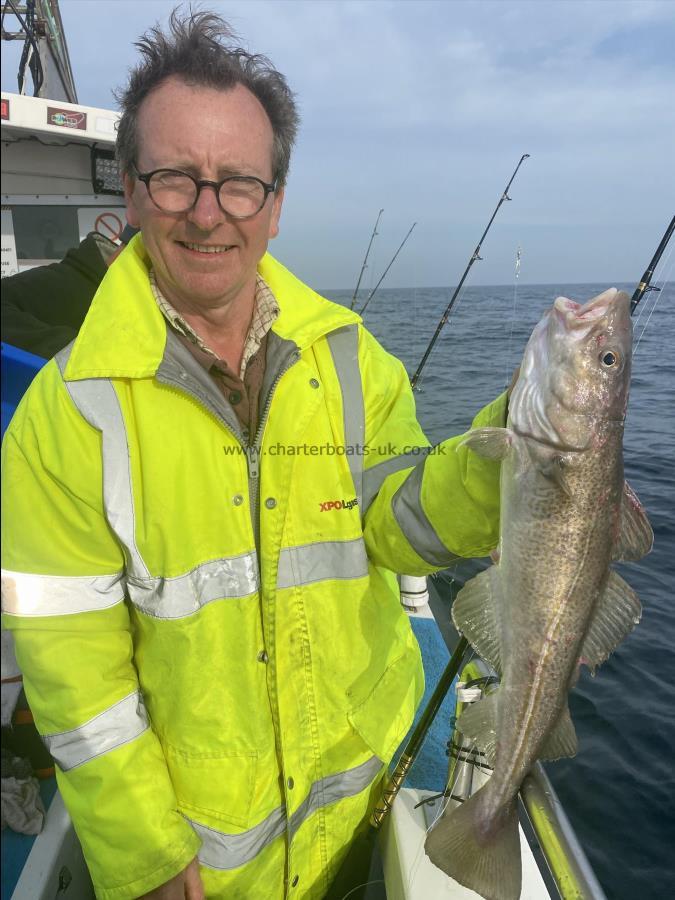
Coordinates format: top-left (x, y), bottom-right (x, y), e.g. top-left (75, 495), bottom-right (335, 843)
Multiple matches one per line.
top-left (1, 10), bottom-right (506, 899)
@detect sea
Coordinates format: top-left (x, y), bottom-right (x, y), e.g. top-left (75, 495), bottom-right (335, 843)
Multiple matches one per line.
top-left (324, 281), bottom-right (674, 900)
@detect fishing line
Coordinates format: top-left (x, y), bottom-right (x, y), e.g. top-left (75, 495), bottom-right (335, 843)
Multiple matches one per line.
top-left (504, 244), bottom-right (522, 391)
top-left (405, 649), bottom-right (478, 893)
top-left (339, 880), bottom-right (385, 899)
top-left (633, 242), bottom-right (674, 356)
top-left (404, 761), bottom-right (461, 893)
top-left (410, 154), bottom-right (530, 390)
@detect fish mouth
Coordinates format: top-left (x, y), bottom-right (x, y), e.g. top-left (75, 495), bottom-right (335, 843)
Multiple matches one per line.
top-left (552, 288), bottom-right (632, 337)
top-left (553, 288), bottom-right (620, 329)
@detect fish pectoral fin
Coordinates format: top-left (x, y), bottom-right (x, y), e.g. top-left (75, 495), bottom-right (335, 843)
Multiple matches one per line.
top-left (542, 456), bottom-right (573, 498)
top-left (539, 704), bottom-right (578, 760)
top-left (457, 690), bottom-right (499, 768)
top-left (452, 566), bottom-right (503, 675)
top-left (579, 569), bottom-right (642, 674)
top-left (612, 481), bottom-right (654, 561)
top-left (459, 427), bottom-right (514, 461)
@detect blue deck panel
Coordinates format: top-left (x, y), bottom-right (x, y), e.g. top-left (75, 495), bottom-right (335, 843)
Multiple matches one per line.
top-left (1, 343), bottom-right (47, 440)
top-left (403, 616), bottom-right (456, 792)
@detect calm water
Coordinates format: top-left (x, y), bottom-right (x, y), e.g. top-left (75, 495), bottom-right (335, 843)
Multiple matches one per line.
top-left (325, 282), bottom-right (674, 900)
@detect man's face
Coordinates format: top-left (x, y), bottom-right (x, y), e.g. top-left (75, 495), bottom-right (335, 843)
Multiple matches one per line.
top-left (124, 77), bottom-right (284, 314)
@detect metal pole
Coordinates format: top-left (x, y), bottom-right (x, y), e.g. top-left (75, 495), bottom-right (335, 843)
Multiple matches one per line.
top-left (521, 764), bottom-right (608, 899)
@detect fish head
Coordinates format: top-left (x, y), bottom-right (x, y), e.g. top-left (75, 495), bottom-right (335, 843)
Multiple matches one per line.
top-left (509, 288), bottom-right (632, 451)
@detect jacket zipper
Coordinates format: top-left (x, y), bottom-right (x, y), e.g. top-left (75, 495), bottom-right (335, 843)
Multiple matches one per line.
top-left (160, 355), bottom-right (299, 559)
top-left (245, 350), bottom-right (300, 550)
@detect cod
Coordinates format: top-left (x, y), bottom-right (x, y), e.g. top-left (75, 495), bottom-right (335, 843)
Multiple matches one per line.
top-left (425, 288), bottom-right (653, 900)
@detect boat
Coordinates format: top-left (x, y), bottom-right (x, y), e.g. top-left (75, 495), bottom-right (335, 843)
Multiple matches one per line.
top-left (1, 3), bottom-right (610, 898)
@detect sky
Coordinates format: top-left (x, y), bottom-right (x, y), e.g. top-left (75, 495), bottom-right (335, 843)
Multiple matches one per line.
top-left (2, 0), bottom-right (674, 289)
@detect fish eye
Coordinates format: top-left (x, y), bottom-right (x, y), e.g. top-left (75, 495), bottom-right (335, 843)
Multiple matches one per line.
top-left (600, 350), bottom-right (620, 368)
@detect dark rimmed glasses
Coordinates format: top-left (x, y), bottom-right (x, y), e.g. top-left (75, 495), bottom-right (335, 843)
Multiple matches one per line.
top-left (133, 168), bottom-right (277, 219)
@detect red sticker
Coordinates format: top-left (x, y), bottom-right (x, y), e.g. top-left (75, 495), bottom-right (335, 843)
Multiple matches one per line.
top-left (1, 98), bottom-right (9, 121)
top-left (94, 211), bottom-right (124, 241)
top-left (47, 106), bottom-right (87, 130)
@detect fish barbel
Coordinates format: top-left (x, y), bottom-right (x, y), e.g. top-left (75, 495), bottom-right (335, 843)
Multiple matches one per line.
top-left (425, 288), bottom-right (653, 900)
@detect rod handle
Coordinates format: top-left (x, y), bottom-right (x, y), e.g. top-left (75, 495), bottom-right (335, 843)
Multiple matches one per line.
top-left (370, 753), bottom-right (414, 829)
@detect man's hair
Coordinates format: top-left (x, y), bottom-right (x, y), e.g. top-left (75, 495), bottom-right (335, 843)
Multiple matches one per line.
top-left (115, 7), bottom-right (299, 186)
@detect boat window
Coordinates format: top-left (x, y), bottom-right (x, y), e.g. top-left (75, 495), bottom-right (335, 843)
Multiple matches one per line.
top-left (12, 206), bottom-right (79, 263)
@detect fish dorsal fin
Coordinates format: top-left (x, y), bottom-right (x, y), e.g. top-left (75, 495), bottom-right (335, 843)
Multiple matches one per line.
top-left (456, 690), bottom-right (499, 767)
top-left (452, 566), bottom-right (503, 675)
top-left (460, 427), bottom-right (513, 461)
top-left (579, 570), bottom-right (642, 674)
top-left (612, 481), bottom-right (653, 561)
top-left (539, 704), bottom-right (578, 761)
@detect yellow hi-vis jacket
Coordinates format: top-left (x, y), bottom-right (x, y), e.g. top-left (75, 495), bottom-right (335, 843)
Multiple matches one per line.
top-left (1, 237), bottom-right (506, 899)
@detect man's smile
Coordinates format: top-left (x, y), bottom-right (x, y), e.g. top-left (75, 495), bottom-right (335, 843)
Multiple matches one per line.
top-left (178, 241), bottom-right (235, 255)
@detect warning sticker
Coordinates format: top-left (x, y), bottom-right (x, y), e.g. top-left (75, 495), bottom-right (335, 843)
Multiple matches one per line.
top-left (47, 106), bottom-right (87, 131)
top-left (77, 208), bottom-right (125, 244)
top-left (1, 209), bottom-right (19, 278)
top-left (1, 98), bottom-right (9, 121)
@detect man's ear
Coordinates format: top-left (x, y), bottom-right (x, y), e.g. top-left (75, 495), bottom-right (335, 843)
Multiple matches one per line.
top-left (124, 173), bottom-right (141, 229)
top-left (268, 186), bottom-right (284, 240)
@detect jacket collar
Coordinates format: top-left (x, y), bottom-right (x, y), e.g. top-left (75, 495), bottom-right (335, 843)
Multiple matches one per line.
top-left (64, 234), bottom-right (361, 381)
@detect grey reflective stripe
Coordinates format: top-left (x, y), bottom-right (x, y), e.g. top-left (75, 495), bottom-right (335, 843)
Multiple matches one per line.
top-left (127, 554), bottom-right (259, 619)
top-left (326, 326), bottom-right (364, 510)
top-left (56, 347), bottom-right (150, 579)
top-left (277, 539), bottom-right (368, 590)
top-left (289, 754), bottom-right (383, 839)
top-left (43, 691), bottom-right (148, 771)
top-left (392, 461), bottom-right (459, 566)
top-left (191, 806), bottom-right (287, 871)
top-left (190, 755), bottom-right (382, 870)
top-left (362, 450), bottom-right (430, 513)
top-left (1, 569), bottom-right (125, 617)
top-left (55, 349), bottom-right (260, 618)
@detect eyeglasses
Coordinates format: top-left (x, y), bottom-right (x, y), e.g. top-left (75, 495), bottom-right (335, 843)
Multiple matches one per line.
top-left (133, 168), bottom-right (277, 219)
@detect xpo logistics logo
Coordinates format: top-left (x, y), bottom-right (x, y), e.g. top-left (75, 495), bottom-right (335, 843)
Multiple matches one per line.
top-left (319, 498), bottom-right (359, 512)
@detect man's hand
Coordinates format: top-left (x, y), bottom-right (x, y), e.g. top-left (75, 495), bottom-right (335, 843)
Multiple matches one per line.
top-left (140, 858), bottom-right (204, 899)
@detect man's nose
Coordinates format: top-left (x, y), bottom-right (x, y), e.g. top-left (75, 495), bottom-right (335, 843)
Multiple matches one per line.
top-left (187, 184), bottom-right (225, 230)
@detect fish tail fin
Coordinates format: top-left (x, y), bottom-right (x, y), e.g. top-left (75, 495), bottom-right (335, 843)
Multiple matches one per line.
top-left (425, 788), bottom-right (521, 900)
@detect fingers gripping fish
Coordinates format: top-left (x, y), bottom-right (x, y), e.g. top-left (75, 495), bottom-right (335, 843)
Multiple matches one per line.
top-left (425, 288), bottom-right (653, 900)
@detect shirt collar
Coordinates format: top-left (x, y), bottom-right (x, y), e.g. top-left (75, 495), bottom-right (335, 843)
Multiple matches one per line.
top-left (149, 269), bottom-right (280, 378)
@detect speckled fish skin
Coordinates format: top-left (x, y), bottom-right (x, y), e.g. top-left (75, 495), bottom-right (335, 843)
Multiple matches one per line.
top-left (425, 288), bottom-right (653, 900)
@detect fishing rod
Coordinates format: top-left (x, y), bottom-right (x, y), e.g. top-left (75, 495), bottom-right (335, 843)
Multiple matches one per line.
top-left (631, 214), bottom-right (674, 315)
top-left (369, 636), bottom-right (469, 829)
top-left (350, 208), bottom-right (384, 310)
top-left (359, 221), bottom-right (417, 316)
top-left (410, 153), bottom-right (530, 389)
top-left (325, 635), bottom-right (469, 899)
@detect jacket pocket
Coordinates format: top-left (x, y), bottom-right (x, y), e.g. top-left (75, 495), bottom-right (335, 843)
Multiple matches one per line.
top-left (347, 641), bottom-right (424, 764)
top-left (164, 744), bottom-right (258, 830)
